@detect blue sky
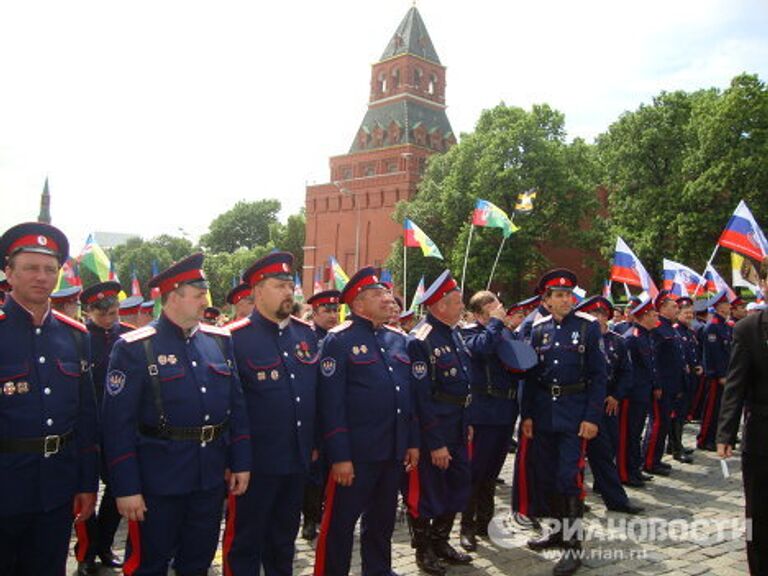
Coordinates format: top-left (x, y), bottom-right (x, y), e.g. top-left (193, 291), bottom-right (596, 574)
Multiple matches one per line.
top-left (0, 0), bottom-right (766, 254)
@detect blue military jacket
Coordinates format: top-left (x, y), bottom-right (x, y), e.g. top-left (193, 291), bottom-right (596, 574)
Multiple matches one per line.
top-left (230, 310), bottom-right (319, 475)
top-left (522, 311), bottom-right (607, 432)
top-left (0, 296), bottom-right (98, 515)
top-left (87, 320), bottom-right (134, 405)
top-left (408, 314), bottom-right (473, 452)
top-left (461, 319), bottom-right (519, 426)
top-left (652, 317), bottom-right (686, 397)
top-left (675, 322), bottom-right (700, 372)
top-left (319, 315), bottom-right (418, 464)
top-left (703, 313), bottom-right (732, 379)
top-left (102, 314), bottom-right (251, 497)
top-left (604, 330), bottom-right (632, 400)
top-left (623, 324), bottom-right (657, 402)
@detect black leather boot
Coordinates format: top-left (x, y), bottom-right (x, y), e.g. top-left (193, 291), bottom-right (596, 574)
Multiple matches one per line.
top-left (459, 487), bottom-right (478, 551)
top-left (553, 496), bottom-right (583, 576)
top-left (407, 515), bottom-right (446, 576)
top-left (432, 513), bottom-right (472, 565)
top-left (475, 479), bottom-right (495, 538)
top-left (528, 494), bottom-right (564, 551)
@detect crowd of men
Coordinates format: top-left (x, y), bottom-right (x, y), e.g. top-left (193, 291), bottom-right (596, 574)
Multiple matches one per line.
top-left (1, 220), bottom-right (765, 576)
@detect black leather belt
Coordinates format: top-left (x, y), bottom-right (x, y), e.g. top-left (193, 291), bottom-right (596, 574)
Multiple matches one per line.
top-left (139, 420), bottom-right (228, 442)
top-left (472, 386), bottom-right (517, 400)
top-left (541, 383), bottom-right (586, 398)
top-left (0, 429), bottom-right (74, 455)
top-left (432, 391), bottom-right (472, 407)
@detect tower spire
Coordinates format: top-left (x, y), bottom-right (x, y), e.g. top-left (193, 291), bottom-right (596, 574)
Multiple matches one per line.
top-left (37, 176), bottom-right (51, 224)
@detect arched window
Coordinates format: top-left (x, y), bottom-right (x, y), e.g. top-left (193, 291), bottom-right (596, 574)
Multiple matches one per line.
top-left (377, 71), bottom-right (387, 94)
top-left (413, 68), bottom-right (423, 89)
top-left (391, 68), bottom-right (400, 90)
top-left (428, 74), bottom-right (437, 96)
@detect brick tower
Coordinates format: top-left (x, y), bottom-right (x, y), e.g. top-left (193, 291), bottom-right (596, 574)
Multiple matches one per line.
top-left (302, 6), bottom-right (455, 292)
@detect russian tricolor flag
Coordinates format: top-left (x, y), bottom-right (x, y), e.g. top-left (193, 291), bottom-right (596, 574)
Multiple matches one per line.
top-left (704, 264), bottom-right (737, 300)
top-left (662, 259), bottom-right (705, 294)
top-left (610, 237), bottom-right (659, 297)
top-left (718, 200), bottom-right (768, 261)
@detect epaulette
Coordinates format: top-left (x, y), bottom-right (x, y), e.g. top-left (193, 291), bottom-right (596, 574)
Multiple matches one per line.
top-left (412, 322), bottom-right (433, 341)
top-left (384, 324), bottom-right (406, 335)
top-left (532, 314), bottom-right (552, 327)
top-left (52, 310), bottom-right (88, 333)
top-left (291, 315), bottom-right (313, 328)
top-left (120, 325), bottom-right (157, 343)
top-left (329, 320), bottom-right (353, 334)
top-left (227, 317), bottom-right (251, 332)
top-left (200, 323), bottom-right (231, 337)
top-left (120, 321), bottom-right (137, 330)
top-left (462, 322), bottom-right (478, 330)
top-left (575, 311), bottom-right (597, 323)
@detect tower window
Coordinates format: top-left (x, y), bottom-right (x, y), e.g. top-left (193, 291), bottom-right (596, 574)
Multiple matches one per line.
top-left (413, 68), bottom-right (423, 89)
top-left (377, 72), bottom-right (387, 94)
top-left (391, 68), bottom-right (400, 90)
top-left (428, 74), bottom-right (437, 96)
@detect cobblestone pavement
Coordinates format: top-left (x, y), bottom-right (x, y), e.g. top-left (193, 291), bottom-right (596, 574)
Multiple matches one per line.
top-left (67, 428), bottom-right (750, 575)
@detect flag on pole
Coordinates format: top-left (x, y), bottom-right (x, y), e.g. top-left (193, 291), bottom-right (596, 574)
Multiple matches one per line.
top-left (130, 269), bottom-right (142, 297)
top-left (409, 276), bottom-right (425, 311)
top-left (662, 259), bottom-right (705, 294)
top-left (55, 257), bottom-right (82, 291)
top-left (602, 280), bottom-right (612, 300)
top-left (472, 199), bottom-right (519, 238)
top-left (669, 270), bottom-right (690, 297)
top-left (704, 264), bottom-right (737, 300)
top-left (293, 272), bottom-right (305, 303)
top-left (717, 200), bottom-right (768, 261)
top-left (77, 233), bottom-right (111, 281)
top-left (404, 219), bottom-right (443, 259)
top-left (731, 252), bottom-right (760, 294)
top-left (610, 237), bottom-right (659, 297)
top-left (313, 268), bottom-right (323, 294)
top-left (328, 256), bottom-right (350, 290)
top-left (150, 260), bottom-right (161, 301)
top-left (514, 189), bottom-right (537, 214)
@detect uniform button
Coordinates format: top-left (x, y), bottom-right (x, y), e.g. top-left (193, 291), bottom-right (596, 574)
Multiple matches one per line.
top-left (35, 328), bottom-right (41, 335)
top-left (397, 408), bottom-right (402, 414)
top-left (380, 348), bottom-right (385, 353)
top-left (555, 342), bottom-right (560, 347)
top-left (395, 386), bottom-right (400, 392)
top-left (554, 360), bottom-right (559, 365)
top-left (39, 356), bottom-right (46, 364)
top-left (200, 387), bottom-right (207, 393)
top-left (296, 396), bottom-right (301, 403)
top-left (44, 387), bottom-right (51, 395)
top-left (553, 378), bottom-right (558, 383)
top-left (388, 367), bottom-right (393, 372)
top-left (204, 414), bottom-right (210, 422)
top-left (297, 420), bottom-right (302, 427)
top-left (201, 442), bottom-right (207, 447)
top-left (290, 374), bottom-right (295, 379)
top-left (283, 352), bottom-right (288, 357)
top-left (192, 361), bottom-right (198, 367)
top-left (556, 325), bottom-right (561, 330)
top-left (279, 331), bottom-right (283, 336)
top-left (46, 418), bottom-right (53, 426)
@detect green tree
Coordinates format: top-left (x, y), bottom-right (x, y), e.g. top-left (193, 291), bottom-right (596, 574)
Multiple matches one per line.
top-left (386, 103), bottom-right (600, 301)
top-left (270, 209), bottom-right (306, 272)
top-left (200, 199), bottom-right (281, 253)
top-left (110, 237), bottom-right (187, 298)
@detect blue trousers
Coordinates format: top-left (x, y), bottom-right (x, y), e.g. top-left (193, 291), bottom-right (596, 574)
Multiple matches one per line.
top-left (697, 378), bottom-right (723, 448)
top-left (617, 399), bottom-right (648, 483)
top-left (533, 429), bottom-right (588, 498)
top-left (224, 473), bottom-right (305, 576)
top-left (0, 502), bottom-right (72, 576)
top-left (405, 442), bottom-right (471, 519)
top-left (469, 424), bottom-right (512, 484)
top-left (314, 460), bottom-right (401, 576)
top-left (588, 412), bottom-right (629, 509)
top-left (643, 394), bottom-right (670, 470)
top-left (123, 483), bottom-right (226, 576)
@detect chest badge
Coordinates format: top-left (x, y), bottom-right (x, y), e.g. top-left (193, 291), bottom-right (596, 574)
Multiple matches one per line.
top-left (295, 341), bottom-right (311, 359)
top-left (3, 382), bottom-right (16, 396)
top-left (270, 369), bottom-right (280, 381)
top-left (158, 354), bottom-right (168, 366)
top-left (360, 344), bottom-right (368, 354)
top-left (257, 371), bottom-right (266, 381)
top-left (434, 348), bottom-right (441, 357)
top-left (16, 381), bottom-right (29, 394)
top-left (168, 355), bottom-right (178, 365)
top-left (352, 346), bottom-right (360, 355)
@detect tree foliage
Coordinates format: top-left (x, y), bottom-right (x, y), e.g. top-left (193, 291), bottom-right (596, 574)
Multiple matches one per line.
top-left (200, 199), bottom-right (281, 253)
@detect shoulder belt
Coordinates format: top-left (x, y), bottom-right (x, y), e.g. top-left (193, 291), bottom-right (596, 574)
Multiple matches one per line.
top-left (575, 311), bottom-right (597, 322)
top-left (290, 315), bottom-right (313, 328)
top-left (121, 326), bottom-right (157, 343)
top-left (227, 317), bottom-right (251, 332)
top-left (199, 323), bottom-right (231, 338)
top-left (532, 314), bottom-right (552, 328)
top-left (329, 320), bottom-right (353, 334)
top-left (412, 322), bottom-right (432, 341)
top-left (52, 310), bottom-right (88, 333)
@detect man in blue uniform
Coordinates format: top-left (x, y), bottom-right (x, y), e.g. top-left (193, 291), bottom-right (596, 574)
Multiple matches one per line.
top-left (697, 290), bottom-right (732, 451)
top-left (224, 252), bottom-right (319, 576)
top-left (0, 222), bottom-right (99, 576)
top-left (574, 297), bottom-right (642, 515)
top-left (617, 298), bottom-right (657, 488)
top-left (458, 290), bottom-right (512, 551)
top-left (50, 284), bottom-right (82, 319)
top-left (226, 282), bottom-right (254, 323)
top-left (313, 267), bottom-right (419, 576)
top-left (136, 300), bottom-right (155, 327)
top-left (522, 270), bottom-right (607, 576)
top-left (671, 297), bottom-right (700, 461)
top-left (405, 270), bottom-right (473, 575)
top-left (301, 289), bottom-right (339, 541)
top-left (75, 281), bottom-right (135, 574)
top-left (119, 295), bottom-right (143, 328)
top-left (643, 290), bottom-right (686, 476)
top-left (102, 253), bottom-right (251, 576)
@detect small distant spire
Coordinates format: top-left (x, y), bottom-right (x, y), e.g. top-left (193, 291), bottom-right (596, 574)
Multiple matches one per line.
top-left (38, 176), bottom-right (51, 224)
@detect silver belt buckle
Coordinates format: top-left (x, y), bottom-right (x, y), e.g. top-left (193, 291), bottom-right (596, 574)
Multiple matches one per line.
top-left (551, 385), bottom-right (561, 399)
top-left (200, 425), bottom-right (215, 443)
top-left (44, 435), bottom-right (61, 456)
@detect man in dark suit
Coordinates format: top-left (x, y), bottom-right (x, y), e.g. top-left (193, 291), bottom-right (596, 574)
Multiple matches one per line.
top-left (717, 256), bottom-right (768, 576)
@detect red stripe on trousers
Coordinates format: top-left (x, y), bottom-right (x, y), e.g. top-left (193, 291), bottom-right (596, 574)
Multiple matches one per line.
top-left (698, 378), bottom-right (719, 447)
top-left (467, 437), bottom-right (474, 461)
top-left (123, 520), bottom-right (142, 575)
top-left (517, 434), bottom-right (529, 516)
top-left (644, 397), bottom-right (661, 470)
top-left (576, 437), bottom-right (588, 500)
top-left (688, 375), bottom-right (706, 420)
top-left (617, 399), bottom-right (630, 482)
top-left (313, 471), bottom-right (338, 576)
top-left (222, 493), bottom-right (237, 576)
top-left (406, 467), bottom-right (421, 519)
top-left (73, 500), bottom-right (89, 562)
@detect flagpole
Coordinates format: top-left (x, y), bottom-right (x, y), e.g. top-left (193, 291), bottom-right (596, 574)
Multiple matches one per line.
top-left (693, 245), bottom-right (720, 296)
top-left (403, 241), bottom-right (408, 307)
top-left (486, 236), bottom-right (507, 290)
top-left (459, 224), bottom-right (475, 295)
